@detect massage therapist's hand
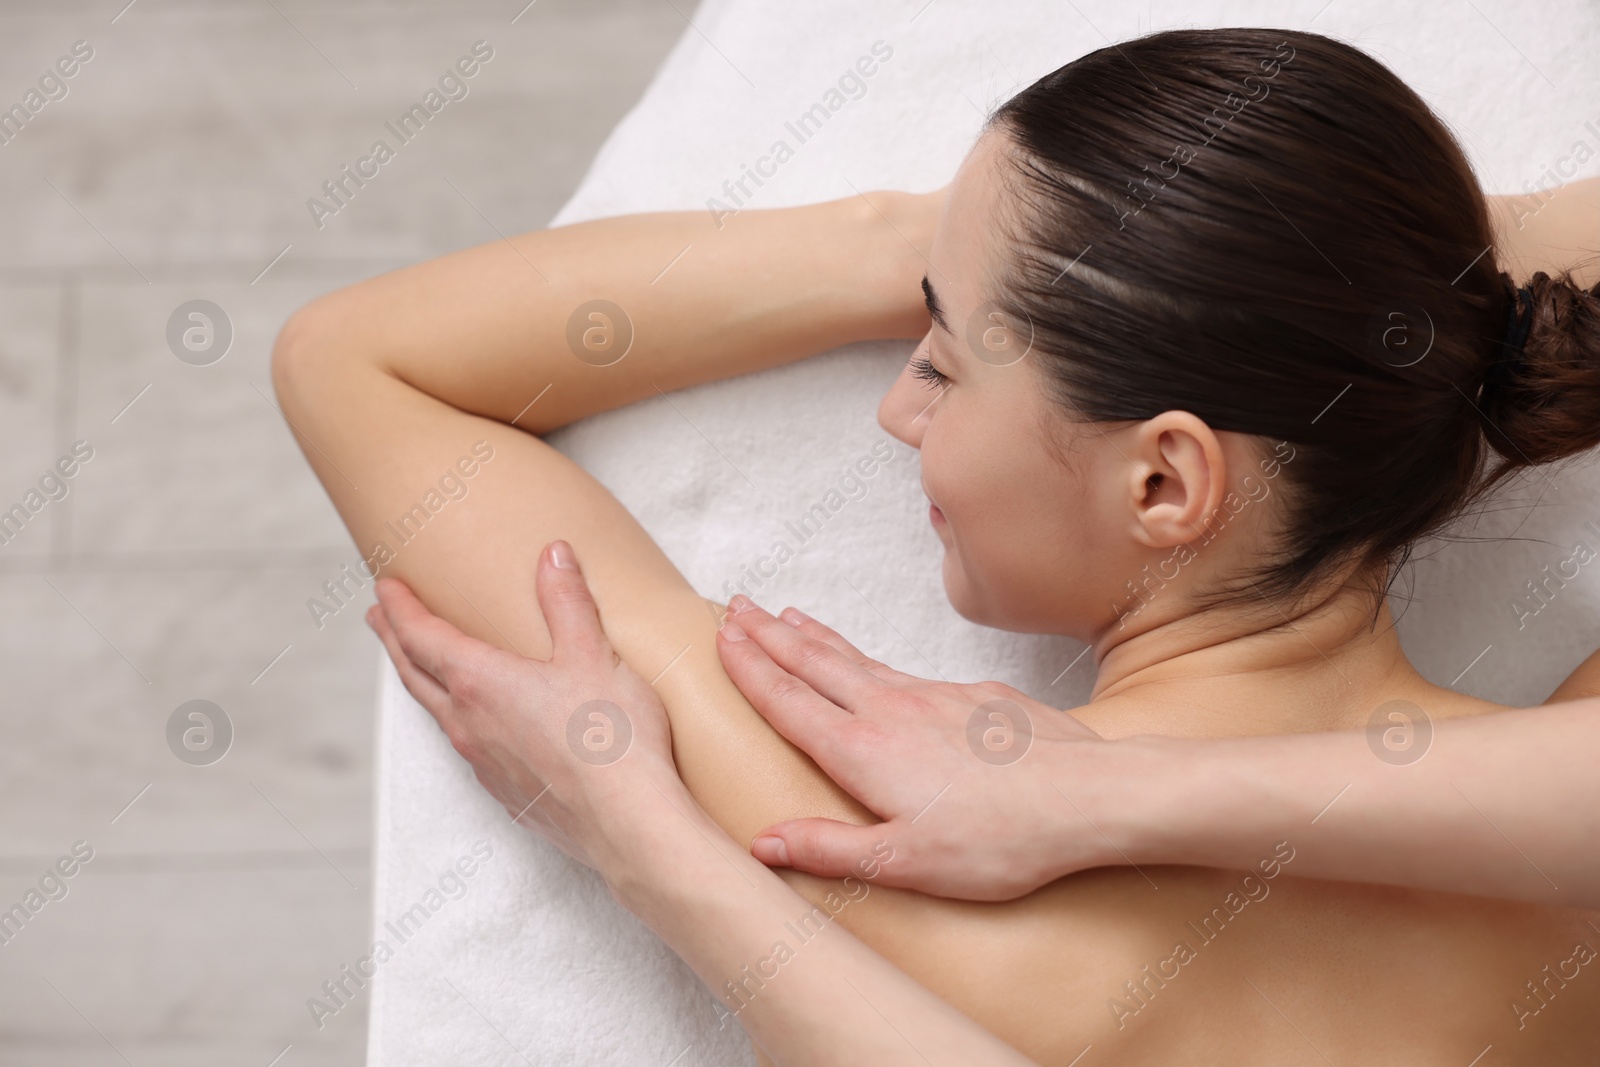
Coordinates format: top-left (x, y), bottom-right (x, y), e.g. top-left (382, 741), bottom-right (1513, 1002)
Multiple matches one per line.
top-left (364, 540), bottom-right (683, 874)
top-left (721, 596), bottom-right (1600, 912)
top-left (716, 595), bottom-right (1114, 901)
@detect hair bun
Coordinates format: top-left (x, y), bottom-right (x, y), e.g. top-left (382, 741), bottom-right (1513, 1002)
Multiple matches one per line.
top-left (1478, 269), bottom-right (1600, 470)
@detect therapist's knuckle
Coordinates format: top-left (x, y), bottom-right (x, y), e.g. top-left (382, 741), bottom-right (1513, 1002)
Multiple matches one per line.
top-left (545, 581), bottom-right (594, 609)
top-left (448, 668), bottom-right (487, 710)
top-left (888, 689), bottom-right (934, 719)
top-left (390, 629), bottom-right (423, 666)
top-left (837, 719), bottom-right (885, 761)
top-left (766, 671), bottom-right (811, 706)
top-left (794, 639), bottom-right (833, 672)
top-left (443, 723), bottom-right (477, 761)
top-left (976, 679), bottom-right (1017, 701)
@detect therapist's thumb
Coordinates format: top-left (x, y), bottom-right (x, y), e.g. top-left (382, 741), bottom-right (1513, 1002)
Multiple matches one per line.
top-left (536, 539), bottom-right (608, 661)
top-left (751, 820), bottom-right (903, 883)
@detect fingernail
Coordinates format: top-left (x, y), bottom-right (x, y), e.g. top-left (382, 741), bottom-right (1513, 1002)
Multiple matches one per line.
top-left (779, 607), bottom-right (807, 627)
top-left (728, 594), bottom-right (756, 614)
top-left (720, 621), bottom-right (748, 642)
top-left (548, 540), bottom-right (576, 570)
top-left (751, 836), bottom-right (789, 865)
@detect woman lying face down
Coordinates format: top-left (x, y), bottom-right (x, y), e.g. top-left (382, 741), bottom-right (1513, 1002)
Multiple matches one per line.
top-left (279, 21), bottom-right (1600, 1067)
top-left (742, 27), bottom-right (1600, 1062)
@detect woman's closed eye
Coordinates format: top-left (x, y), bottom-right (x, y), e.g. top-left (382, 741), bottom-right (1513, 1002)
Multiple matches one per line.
top-left (909, 354), bottom-right (948, 387)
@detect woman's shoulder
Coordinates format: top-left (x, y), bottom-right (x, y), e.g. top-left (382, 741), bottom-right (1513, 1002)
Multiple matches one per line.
top-left (1413, 645), bottom-right (1600, 719)
top-left (1548, 648), bottom-right (1600, 703)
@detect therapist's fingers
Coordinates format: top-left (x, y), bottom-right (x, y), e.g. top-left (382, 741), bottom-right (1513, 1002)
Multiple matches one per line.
top-left (535, 540), bottom-right (610, 665)
top-left (722, 600), bottom-right (889, 710)
top-left (372, 576), bottom-right (485, 692)
top-left (717, 621), bottom-right (853, 760)
top-left (773, 605), bottom-right (918, 686)
top-left (366, 602), bottom-right (450, 721)
top-left (750, 819), bottom-right (900, 882)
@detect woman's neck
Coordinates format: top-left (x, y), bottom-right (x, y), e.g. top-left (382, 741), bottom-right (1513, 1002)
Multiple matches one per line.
top-left (1084, 573), bottom-right (1426, 737)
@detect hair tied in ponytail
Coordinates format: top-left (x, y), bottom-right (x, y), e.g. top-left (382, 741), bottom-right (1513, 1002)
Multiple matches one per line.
top-left (1501, 278), bottom-right (1536, 367)
top-left (1483, 275), bottom-right (1536, 399)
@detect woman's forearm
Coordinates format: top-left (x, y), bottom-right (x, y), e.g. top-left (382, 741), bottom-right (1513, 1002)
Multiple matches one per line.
top-left (600, 784), bottom-right (1036, 1067)
top-left (1116, 698), bottom-right (1600, 909)
top-left (280, 192), bottom-right (936, 435)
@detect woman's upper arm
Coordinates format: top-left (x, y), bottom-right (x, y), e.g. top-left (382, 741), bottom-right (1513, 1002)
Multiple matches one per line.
top-left (271, 315), bottom-right (870, 843)
top-left (272, 329), bottom-right (1116, 1059)
top-left (267, 187), bottom-right (932, 838)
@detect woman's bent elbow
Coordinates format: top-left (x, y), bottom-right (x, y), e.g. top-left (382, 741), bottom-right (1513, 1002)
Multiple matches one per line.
top-left (270, 297), bottom-right (354, 413)
top-left (270, 304), bottom-right (321, 409)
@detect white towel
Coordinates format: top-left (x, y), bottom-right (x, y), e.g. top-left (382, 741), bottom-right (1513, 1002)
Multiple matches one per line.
top-left (366, 2), bottom-right (1600, 1063)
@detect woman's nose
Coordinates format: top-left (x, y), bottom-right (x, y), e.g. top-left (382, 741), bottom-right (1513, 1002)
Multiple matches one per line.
top-left (877, 346), bottom-right (938, 450)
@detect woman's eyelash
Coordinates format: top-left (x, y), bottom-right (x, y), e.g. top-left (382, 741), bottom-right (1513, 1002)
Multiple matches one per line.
top-left (909, 355), bottom-right (948, 387)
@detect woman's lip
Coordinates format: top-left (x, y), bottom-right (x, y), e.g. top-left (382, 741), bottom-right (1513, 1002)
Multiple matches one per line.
top-left (929, 503), bottom-right (945, 525)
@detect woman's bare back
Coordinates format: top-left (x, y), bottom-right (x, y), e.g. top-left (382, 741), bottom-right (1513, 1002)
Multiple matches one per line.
top-left (832, 857), bottom-right (1600, 1065)
top-left (272, 284), bottom-right (1599, 1064)
top-left (724, 639), bottom-right (1600, 1066)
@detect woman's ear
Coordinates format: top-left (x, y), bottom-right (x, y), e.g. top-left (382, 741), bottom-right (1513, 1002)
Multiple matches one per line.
top-left (1122, 411), bottom-right (1228, 548)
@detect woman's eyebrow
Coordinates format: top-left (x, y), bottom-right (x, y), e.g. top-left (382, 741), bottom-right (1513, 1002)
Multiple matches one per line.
top-left (922, 275), bottom-right (951, 333)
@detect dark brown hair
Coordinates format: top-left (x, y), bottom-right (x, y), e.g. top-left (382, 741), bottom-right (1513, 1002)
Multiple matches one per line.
top-left (988, 28), bottom-right (1600, 607)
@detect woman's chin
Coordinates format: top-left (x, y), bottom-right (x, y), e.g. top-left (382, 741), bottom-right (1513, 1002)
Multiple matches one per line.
top-left (940, 555), bottom-right (988, 625)
top-left (940, 556), bottom-right (1042, 633)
